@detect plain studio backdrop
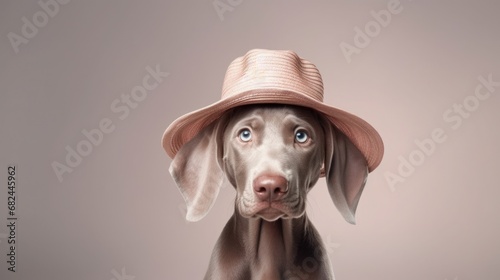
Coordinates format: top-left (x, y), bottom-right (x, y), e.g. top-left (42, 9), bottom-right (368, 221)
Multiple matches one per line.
top-left (1, 1), bottom-right (499, 279)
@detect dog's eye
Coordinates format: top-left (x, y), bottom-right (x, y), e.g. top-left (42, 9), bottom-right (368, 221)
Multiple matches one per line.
top-left (295, 130), bottom-right (309, 143)
top-left (239, 129), bottom-right (252, 142)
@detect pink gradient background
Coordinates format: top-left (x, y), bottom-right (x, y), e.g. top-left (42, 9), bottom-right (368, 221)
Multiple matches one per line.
top-left (1, 1), bottom-right (499, 279)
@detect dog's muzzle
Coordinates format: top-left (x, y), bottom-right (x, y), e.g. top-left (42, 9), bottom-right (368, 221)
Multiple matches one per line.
top-left (251, 174), bottom-right (291, 221)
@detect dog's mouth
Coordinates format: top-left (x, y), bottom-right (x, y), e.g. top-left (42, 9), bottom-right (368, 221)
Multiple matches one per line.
top-left (239, 192), bottom-right (305, 221)
top-left (255, 207), bottom-right (285, 221)
top-left (242, 201), bottom-right (303, 221)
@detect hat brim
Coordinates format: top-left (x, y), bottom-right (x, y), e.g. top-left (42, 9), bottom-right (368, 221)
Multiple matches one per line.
top-left (162, 88), bottom-right (384, 172)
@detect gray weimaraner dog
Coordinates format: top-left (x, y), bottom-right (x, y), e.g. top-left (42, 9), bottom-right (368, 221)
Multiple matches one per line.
top-left (169, 104), bottom-right (369, 279)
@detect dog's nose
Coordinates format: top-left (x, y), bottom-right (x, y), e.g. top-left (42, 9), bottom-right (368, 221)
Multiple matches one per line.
top-left (253, 174), bottom-right (288, 201)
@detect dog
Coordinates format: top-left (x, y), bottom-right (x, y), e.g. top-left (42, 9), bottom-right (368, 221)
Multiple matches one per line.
top-left (169, 104), bottom-right (371, 279)
top-left (163, 49), bottom-right (383, 280)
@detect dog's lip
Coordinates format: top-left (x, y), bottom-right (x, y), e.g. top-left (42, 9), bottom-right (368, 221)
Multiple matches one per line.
top-left (252, 200), bottom-right (297, 218)
top-left (241, 199), bottom-right (302, 220)
top-left (255, 207), bottom-right (285, 221)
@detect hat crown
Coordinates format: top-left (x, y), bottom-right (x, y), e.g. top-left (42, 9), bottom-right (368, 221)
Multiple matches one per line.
top-left (221, 49), bottom-right (324, 102)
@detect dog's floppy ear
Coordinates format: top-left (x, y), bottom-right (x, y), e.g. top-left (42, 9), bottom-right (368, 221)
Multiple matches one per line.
top-left (323, 120), bottom-right (368, 225)
top-left (169, 117), bottom-right (227, 222)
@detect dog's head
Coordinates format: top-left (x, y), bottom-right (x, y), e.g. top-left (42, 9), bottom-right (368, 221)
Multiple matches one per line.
top-left (169, 105), bottom-right (368, 224)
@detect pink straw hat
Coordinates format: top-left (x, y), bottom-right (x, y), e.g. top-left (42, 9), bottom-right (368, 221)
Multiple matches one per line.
top-left (162, 49), bottom-right (384, 172)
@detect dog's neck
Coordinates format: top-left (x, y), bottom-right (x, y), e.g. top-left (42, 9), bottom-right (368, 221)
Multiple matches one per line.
top-left (251, 218), bottom-right (287, 278)
top-left (234, 211), bottom-right (315, 276)
top-left (211, 209), bottom-right (331, 279)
